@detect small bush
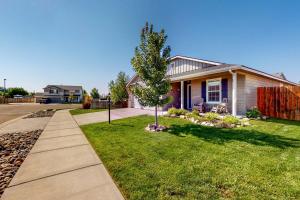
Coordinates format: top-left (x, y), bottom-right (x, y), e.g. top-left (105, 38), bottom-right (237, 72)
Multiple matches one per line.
top-left (167, 108), bottom-right (188, 116)
top-left (191, 109), bottom-right (200, 116)
top-left (82, 95), bottom-right (92, 109)
top-left (246, 107), bottom-right (261, 118)
top-left (204, 112), bottom-right (219, 121)
top-left (186, 112), bottom-right (201, 120)
top-left (223, 115), bottom-right (240, 125)
top-left (82, 102), bottom-right (91, 109)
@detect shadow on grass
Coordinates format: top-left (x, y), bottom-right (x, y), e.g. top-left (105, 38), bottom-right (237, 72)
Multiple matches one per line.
top-left (264, 118), bottom-right (300, 127)
top-left (167, 124), bottom-right (300, 149)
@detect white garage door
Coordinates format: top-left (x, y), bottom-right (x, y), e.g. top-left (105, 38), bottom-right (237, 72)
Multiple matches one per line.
top-left (133, 96), bottom-right (156, 110)
top-left (133, 96), bottom-right (142, 109)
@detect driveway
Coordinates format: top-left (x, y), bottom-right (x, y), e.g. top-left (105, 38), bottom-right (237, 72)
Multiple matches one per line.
top-left (73, 108), bottom-right (163, 125)
top-left (0, 103), bottom-right (81, 124)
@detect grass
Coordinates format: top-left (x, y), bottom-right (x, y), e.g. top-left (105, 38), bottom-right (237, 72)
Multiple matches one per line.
top-left (81, 116), bottom-right (300, 200)
top-left (69, 108), bottom-right (106, 115)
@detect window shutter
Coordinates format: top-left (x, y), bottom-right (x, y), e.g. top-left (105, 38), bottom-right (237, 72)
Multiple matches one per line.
top-left (221, 79), bottom-right (228, 99)
top-left (201, 81), bottom-right (206, 102)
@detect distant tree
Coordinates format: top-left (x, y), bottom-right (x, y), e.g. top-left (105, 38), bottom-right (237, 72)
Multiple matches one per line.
top-left (83, 90), bottom-right (88, 96)
top-left (7, 87), bottom-right (29, 98)
top-left (90, 88), bottom-right (100, 99)
top-left (29, 92), bottom-right (35, 96)
top-left (130, 22), bottom-right (171, 129)
top-left (108, 72), bottom-right (129, 104)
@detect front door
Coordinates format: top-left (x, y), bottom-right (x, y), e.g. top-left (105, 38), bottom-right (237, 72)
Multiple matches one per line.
top-left (187, 84), bottom-right (192, 109)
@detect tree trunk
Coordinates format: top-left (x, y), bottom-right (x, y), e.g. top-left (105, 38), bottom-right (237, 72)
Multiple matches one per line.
top-left (155, 105), bottom-right (158, 128)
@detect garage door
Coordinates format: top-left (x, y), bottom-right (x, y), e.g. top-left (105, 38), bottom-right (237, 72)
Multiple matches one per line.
top-left (133, 97), bottom-right (142, 109)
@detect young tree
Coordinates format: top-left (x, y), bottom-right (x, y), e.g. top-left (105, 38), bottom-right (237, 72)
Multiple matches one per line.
top-left (7, 87), bottom-right (29, 98)
top-left (90, 88), bottom-right (100, 99)
top-left (108, 71), bottom-right (129, 104)
top-left (130, 22), bottom-right (171, 129)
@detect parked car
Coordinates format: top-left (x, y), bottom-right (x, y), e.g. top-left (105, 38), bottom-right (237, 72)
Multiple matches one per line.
top-left (39, 98), bottom-right (50, 104)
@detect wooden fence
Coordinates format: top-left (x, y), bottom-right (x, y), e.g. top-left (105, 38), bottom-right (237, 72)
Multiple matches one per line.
top-left (257, 86), bottom-right (300, 121)
top-left (0, 97), bottom-right (35, 104)
top-left (91, 99), bottom-right (128, 109)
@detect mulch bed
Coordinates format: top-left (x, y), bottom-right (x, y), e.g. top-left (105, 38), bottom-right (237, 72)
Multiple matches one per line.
top-left (0, 130), bottom-right (42, 197)
top-left (24, 110), bottom-right (56, 119)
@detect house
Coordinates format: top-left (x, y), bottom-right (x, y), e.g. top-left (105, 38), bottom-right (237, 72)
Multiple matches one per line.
top-left (42, 85), bottom-right (83, 103)
top-left (127, 55), bottom-right (297, 115)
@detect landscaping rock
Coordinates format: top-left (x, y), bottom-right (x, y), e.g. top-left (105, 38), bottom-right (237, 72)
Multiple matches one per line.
top-left (262, 116), bottom-right (268, 120)
top-left (145, 124), bottom-right (167, 132)
top-left (201, 122), bottom-right (214, 127)
top-left (24, 110), bottom-right (56, 119)
top-left (0, 130), bottom-right (42, 197)
top-left (179, 115), bottom-right (186, 119)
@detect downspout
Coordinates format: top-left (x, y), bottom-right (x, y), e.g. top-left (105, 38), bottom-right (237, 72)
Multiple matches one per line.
top-left (229, 69), bottom-right (237, 116)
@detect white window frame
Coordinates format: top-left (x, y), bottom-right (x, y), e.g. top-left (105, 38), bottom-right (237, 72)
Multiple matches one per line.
top-left (206, 78), bottom-right (222, 104)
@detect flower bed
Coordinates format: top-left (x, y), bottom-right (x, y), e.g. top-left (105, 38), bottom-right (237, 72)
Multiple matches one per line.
top-left (166, 108), bottom-right (251, 128)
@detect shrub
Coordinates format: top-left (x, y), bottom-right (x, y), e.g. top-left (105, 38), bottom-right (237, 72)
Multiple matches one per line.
top-left (223, 115), bottom-right (240, 125)
top-left (167, 108), bottom-right (188, 116)
top-left (82, 95), bottom-right (92, 109)
top-left (204, 112), bottom-right (219, 121)
top-left (82, 102), bottom-right (91, 109)
top-left (191, 109), bottom-right (200, 116)
top-left (246, 107), bottom-right (261, 118)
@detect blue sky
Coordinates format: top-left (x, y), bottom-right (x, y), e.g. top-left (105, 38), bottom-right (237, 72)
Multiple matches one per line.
top-left (0, 0), bottom-right (300, 93)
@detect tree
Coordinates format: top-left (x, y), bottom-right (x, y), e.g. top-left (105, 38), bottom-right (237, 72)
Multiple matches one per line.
top-left (90, 88), bottom-right (100, 99)
top-left (108, 71), bottom-right (129, 104)
top-left (7, 87), bottom-right (29, 98)
top-left (130, 22), bottom-right (171, 129)
top-left (83, 90), bottom-right (88, 96)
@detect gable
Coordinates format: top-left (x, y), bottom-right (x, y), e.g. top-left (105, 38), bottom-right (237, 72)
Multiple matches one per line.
top-left (167, 56), bottom-right (223, 77)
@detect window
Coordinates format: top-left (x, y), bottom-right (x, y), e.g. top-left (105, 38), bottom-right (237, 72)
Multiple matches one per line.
top-left (207, 79), bottom-right (221, 103)
top-left (49, 88), bottom-right (58, 94)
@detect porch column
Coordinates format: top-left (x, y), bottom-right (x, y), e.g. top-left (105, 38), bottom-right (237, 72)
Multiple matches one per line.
top-left (232, 72), bottom-right (237, 116)
top-left (180, 81), bottom-right (184, 109)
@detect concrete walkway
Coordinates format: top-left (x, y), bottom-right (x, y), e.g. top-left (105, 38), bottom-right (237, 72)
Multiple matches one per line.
top-left (1, 110), bottom-right (124, 200)
top-left (74, 108), bottom-right (162, 125)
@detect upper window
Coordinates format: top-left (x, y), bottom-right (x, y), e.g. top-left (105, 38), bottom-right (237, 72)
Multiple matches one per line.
top-left (207, 79), bottom-right (221, 103)
top-left (49, 88), bottom-right (58, 94)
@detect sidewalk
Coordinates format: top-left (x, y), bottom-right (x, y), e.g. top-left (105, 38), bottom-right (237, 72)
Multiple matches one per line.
top-left (1, 110), bottom-right (124, 200)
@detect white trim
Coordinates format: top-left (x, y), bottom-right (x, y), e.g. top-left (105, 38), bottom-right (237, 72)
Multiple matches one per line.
top-left (206, 78), bottom-right (222, 104)
top-left (126, 74), bottom-right (138, 87)
top-left (230, 71), bottom-right (237, 116)
top-left (171, 55), bottom-right (222, 66)
top-left (180, 81), bottom-right (184, 109)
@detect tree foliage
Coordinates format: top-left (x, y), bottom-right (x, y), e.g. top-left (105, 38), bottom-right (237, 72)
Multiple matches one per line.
top-left (108, 71), bottom-right (129, 104)
top-left (7, 87), bottom-right (29, 98)
top-left (130, 22), bottom-right (171, 127)
top-left (90, 88), bottom-right (100, 99)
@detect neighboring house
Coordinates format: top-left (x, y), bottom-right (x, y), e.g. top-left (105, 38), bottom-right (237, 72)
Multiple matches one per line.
top-left (127, 55), bottom-right (297, 115)
top-left (43, 85), bottom-right (83, 103)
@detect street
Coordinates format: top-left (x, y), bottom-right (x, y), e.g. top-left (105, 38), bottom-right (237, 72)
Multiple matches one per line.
top-left (0, 103), bottom-right (81, 124)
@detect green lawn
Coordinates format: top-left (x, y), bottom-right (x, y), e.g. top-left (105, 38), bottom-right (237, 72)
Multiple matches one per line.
top-left (69, 108), bottom-right (106, 115)
top-left (81, 116), bottom-right (300, 200)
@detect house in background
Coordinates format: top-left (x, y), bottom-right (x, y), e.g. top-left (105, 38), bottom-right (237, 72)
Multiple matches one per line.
top-left (42, 85), bottom-right (83, 103)
top-left (127, 55), bottom-right (297, 115)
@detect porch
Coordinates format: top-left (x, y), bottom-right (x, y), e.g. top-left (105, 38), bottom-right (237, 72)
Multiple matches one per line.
top-left (165, 71), bottom-right (241, 115)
